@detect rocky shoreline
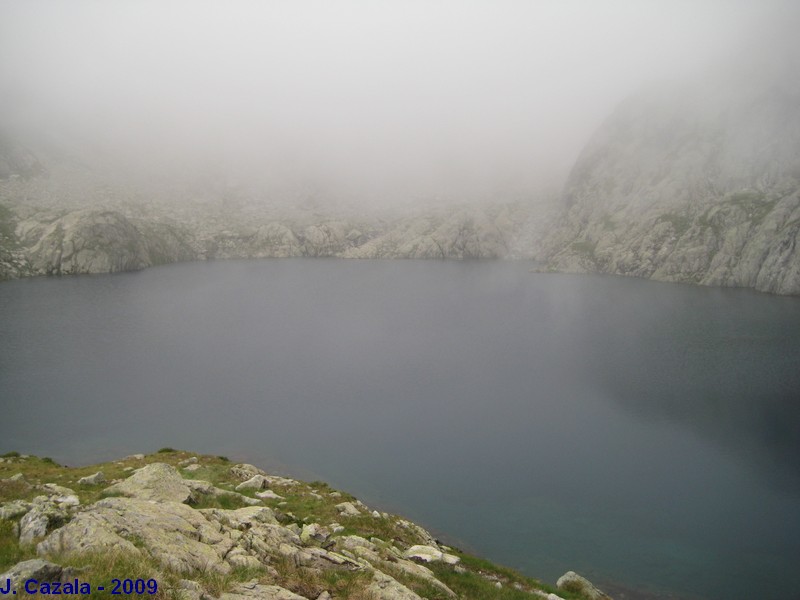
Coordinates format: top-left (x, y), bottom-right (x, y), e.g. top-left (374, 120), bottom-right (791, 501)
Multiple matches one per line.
top-left (0, 450), bottom-right (612, 600)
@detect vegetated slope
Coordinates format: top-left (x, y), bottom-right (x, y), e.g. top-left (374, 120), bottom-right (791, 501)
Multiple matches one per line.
top-left (0, 450), bottom-right (607, 600)
top-left (535, 56), bottom-right (800, 295)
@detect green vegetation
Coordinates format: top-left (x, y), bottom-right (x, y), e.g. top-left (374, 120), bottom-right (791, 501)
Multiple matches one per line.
top-left (570, 240), bottom-right (596, 256)
top-left (656, 212), bottom-right (691, 237)
top-left (190, 492), bottom-right (251, 510)
top-left (600, 214), bottom-right (617, 231)
top-left (726, 190), bottom-right (776, 226)
top-left (270, 555), bottom-right (373, 599)
top-left (430, 554), bottom-right (585, 600)
top-left (570, 239), bottom-right (598, 268)
top-left (1, 451), bottom-right (20, 458)
top-left (0, 520), bottom-right (36, 571)
top-left (156, 447), bottom-right (177, 454)
top-left (0, 204), bottom-right (16, 245)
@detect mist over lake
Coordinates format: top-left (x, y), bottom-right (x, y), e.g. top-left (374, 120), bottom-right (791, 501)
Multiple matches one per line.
top-left (1, 259), bottom-right (799, 600)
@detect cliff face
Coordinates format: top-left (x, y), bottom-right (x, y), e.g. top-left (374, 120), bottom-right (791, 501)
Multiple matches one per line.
top-left (536, 60), bottom-right (800, 294)
top-left (17, 210), bottom-right (195, 276)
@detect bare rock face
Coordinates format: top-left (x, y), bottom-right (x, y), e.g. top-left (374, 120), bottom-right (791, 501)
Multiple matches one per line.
top-left (15, 208), bottom-right (195, 277)
top-left (24, 210), bottom-right (150, 275)
top-left (219, 581), bottom-right (307, 600)
top-left (0, 559), bottom-right (63, 592)
top-left (37, 497), bottom-right (229, 574)
top-left (535, 58), bottom-right (800, 295)
top-left (366, 570), bottom-right (425, 600)
top-left (77, 471), bottom-right (105, 486)
top-left (103, 462), bottom-right (196, 503)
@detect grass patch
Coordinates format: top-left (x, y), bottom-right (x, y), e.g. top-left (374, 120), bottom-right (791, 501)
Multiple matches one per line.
top-left (0, 203), bottom-right (17, 247)
top-left (18, 550), bottom-right (168, 600)
top-left (191, 493), bottom-right (251, 510)
top-left (0, 519), bottom-right (37, 571)
top-left (270, 554), bottom-right (370, 599)
top-left (1, 451), bottom-right (20, 458)
top-left (656, 212), bottom-right (691, 237)
top-left (339, 515), bottom-right (421, 547)
top-left (429, 554), bottom-right (585, 600)
top-left (157, 447), bottom-right (177, 454)
top-left (570, 240), bottom-right (596, 256)
top-left (190, 564), bottom-right (268, 597)
top-left (0, 479), bottom-right (37, 503)
top-left (726, 191), bottom-right (776, 226)
top-left (600, 214), bottom-right (616, 231)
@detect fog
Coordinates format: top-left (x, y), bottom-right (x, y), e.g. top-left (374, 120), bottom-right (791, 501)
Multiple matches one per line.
top-left (0, 0), bottom-right (795, 206)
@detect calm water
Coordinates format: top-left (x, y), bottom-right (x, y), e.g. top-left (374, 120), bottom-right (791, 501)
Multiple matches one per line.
top-left (1, 260), bottom-right (799, 600)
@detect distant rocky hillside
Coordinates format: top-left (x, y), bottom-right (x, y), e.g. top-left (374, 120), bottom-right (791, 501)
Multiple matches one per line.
top-left (0, 450), bottom-right (610, 600)
top-left (0, 148), bottom-right (530, 280)
top-left (534, 58), bottom-right (800, 295)
top-left (0, 133), bottom-right (44, 180)
top-left (5, 55), bottom-right (800, 298)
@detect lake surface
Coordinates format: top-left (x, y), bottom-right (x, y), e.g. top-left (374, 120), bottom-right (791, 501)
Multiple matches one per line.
top-left (1, 259), bottom-right (799, 600)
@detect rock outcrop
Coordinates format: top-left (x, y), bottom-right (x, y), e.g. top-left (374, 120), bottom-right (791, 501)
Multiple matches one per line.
top-left (17, 209), bottom-right (195, 276)
top-left (556, 571), bottom-right (612, 600)
top-left (0, 452), bottom-right (611, 599)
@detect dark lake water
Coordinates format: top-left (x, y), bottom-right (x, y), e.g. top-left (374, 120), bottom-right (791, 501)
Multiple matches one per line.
top-left (1, 259), bottom-right (799, 600)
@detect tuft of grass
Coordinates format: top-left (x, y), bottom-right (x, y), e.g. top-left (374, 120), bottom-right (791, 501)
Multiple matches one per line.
top-left (191, 493), bottom-right (250, 510)
top-left (190, 565), bottom-right (268, 597)
top-left (217, 456), bottom-right (230, 462)
top-left (1, 451), bottom-right (20, 458)
top-left (270, 554), bottom-right (370, 599)
top-left (0, 520), bottom-right (37, 571)
top-left (157, 447), bottom-right (177, 454)
top-left (429, 553), bottom-right (586, 600)
top-left (0, 479), bottom-right (37, 504)
top-left (18, 550), bottom-right (164, 600)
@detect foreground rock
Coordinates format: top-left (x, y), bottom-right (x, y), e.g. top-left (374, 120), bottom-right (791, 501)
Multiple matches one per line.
top-left (104, 462), bottom-right (196, 503)
top-left (0, 559), bottom-right (64, 592)
top-left (0, 452), bottom-right (612, 599)
top-left (557, 571), bottom-right (612, 600)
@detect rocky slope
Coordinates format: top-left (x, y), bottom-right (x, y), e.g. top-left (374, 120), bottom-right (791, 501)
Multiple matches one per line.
top-left (0, 151), bottom-right (529, 280)
top-left (534, 58), bottom-right (800, 295)
top-left (0, 451), bottom-right (610, 600)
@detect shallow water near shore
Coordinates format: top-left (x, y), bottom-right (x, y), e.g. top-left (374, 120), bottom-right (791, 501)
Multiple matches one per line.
top-left (1, 259), bottom-right (799, 600)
